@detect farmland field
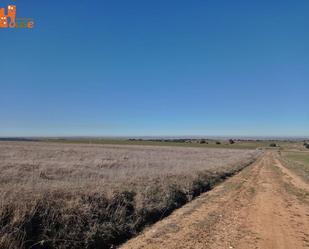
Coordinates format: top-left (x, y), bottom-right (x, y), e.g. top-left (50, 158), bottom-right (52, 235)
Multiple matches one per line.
top-left (284, 151), bottom-right (309, 165)
top-left (121, 151), bottom-right (309, 249)
top-left (281, 151), bottom-right (309, 183)
top-left (44, 138), bottom-right (304, 150)
top-left (0, 142), bottom-right (259, 249)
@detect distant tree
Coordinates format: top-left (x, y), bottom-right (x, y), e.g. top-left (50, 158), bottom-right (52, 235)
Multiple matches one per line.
top-left (269, 143), bottom-right (277, 147)
top-left (200, 139), bottom-right (206, 144)
top-left (229, 139), bottom-right (235, 144)
top-left (216, 141), bottom-right (221, 145)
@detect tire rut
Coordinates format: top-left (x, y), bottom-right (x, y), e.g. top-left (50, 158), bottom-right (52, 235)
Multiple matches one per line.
top-left (120, 152), bottom-right (309, 249)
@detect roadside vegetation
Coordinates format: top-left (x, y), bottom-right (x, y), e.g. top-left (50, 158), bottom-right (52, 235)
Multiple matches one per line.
top-left (0, 142), bottom-right (259, 249)
top-left (281, 151), bottom-right (309, 183)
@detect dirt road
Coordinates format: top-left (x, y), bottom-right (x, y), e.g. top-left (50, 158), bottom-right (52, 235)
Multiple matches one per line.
top-left (120, 151), bottom-right (309, 249)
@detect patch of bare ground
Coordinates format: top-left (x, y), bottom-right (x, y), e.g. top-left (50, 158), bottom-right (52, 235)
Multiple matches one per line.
top-left (120, 151), bottom-right (309, 249)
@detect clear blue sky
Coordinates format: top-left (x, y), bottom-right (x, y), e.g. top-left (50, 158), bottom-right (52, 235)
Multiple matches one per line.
top-left (1, 0), bottom-right (308, 137)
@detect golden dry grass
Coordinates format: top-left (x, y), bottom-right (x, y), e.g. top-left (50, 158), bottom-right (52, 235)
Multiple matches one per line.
top-left (0, 142), bottom-right (260, 249)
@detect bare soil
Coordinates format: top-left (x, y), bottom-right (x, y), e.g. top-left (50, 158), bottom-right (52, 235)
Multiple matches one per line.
top-left (120, 151), bottom-right (309, 249)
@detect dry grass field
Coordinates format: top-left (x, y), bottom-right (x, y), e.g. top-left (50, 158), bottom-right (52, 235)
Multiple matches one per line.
top-left (120, 151), bottom-right (309, 249)
top-left (0, 142), bottom-right (259, 249)
top-left (281, 151), bottom-right (309, 183)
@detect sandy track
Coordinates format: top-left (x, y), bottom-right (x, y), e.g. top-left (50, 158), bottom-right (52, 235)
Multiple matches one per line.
top-left (120, 151), bottom-right (309, 249)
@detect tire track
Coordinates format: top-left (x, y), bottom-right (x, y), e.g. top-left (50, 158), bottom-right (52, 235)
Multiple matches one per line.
top-left (120, 152), bottom-right (309, 249)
